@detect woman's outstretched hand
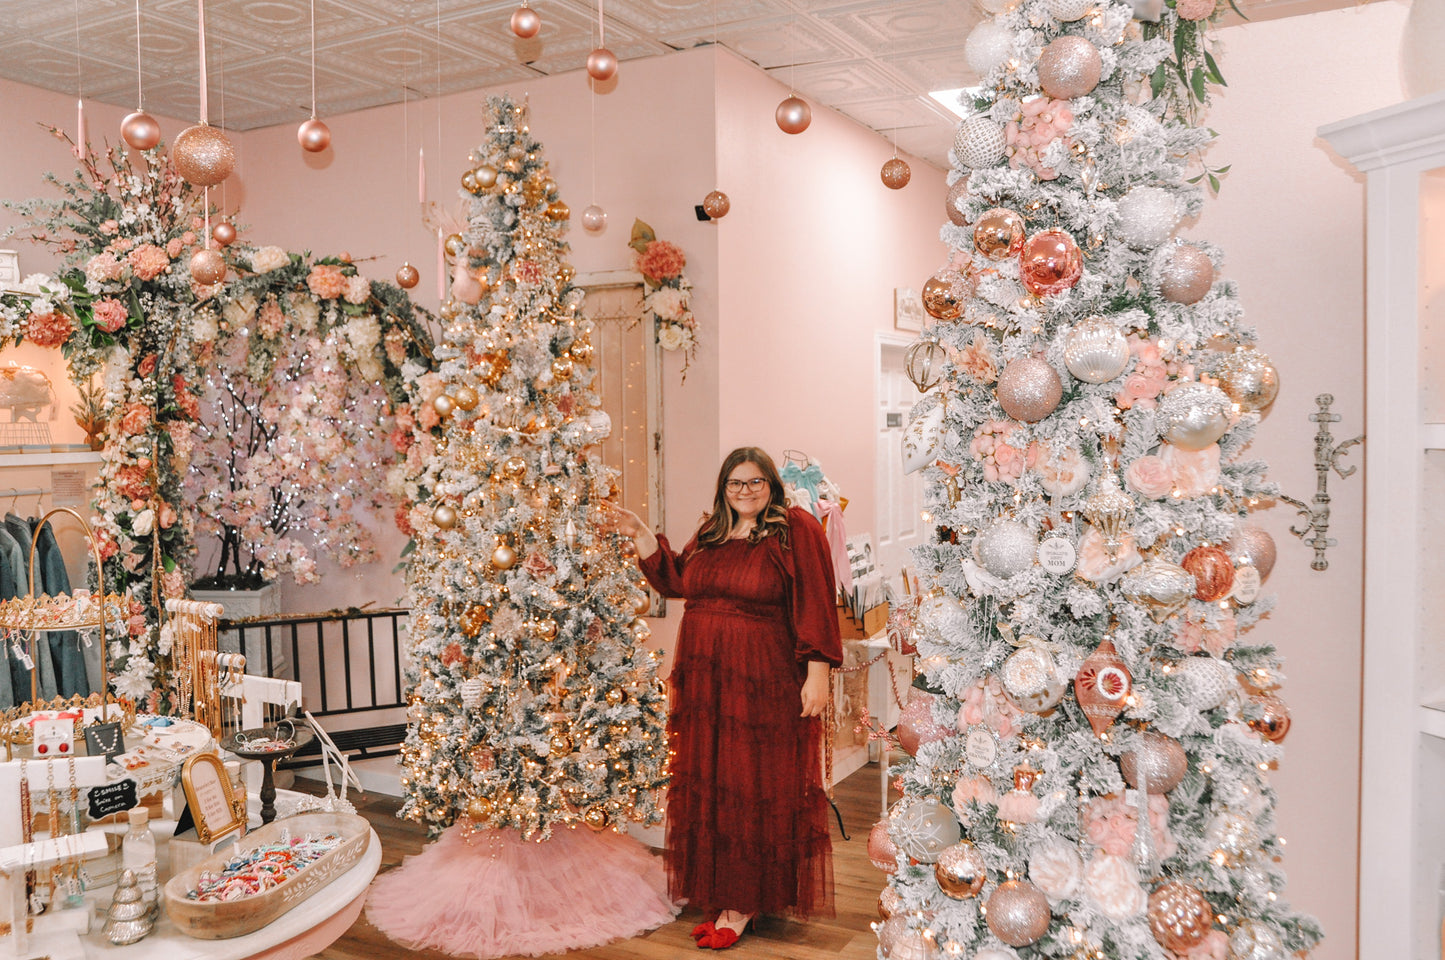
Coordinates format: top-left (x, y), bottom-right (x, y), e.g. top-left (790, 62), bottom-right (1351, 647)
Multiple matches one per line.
top-left (597, 500), bottom-right (659, 559)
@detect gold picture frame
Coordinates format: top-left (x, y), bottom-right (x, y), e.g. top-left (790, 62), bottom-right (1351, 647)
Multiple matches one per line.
top-left (181, 752), bottom-right (246, 845)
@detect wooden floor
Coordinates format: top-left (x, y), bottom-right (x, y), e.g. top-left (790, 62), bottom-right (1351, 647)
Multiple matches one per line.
top-left (307, 756), bottom-right (896, 960)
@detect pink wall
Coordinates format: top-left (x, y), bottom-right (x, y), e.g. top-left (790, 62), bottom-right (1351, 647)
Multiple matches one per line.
top-left (1202, 3), bottom-right (1408, 956)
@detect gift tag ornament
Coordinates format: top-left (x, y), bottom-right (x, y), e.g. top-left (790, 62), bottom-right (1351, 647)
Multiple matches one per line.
top-left (1121, 559), bottom-right (1196, 621)
top-left (902, 404), bottom-right (946, 474)
top-left (964, 726), bottom-right (999, 768)
top-left (1074, 639), bottom-right (1132, 736)
top-left (1231, 565), bottom-right (1262, 604)
top-left (1037, 536), bottom-right (1076, 574)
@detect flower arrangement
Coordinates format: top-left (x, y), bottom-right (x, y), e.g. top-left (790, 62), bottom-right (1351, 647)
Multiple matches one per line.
top-left (629, 220), bottom-right (697, 380)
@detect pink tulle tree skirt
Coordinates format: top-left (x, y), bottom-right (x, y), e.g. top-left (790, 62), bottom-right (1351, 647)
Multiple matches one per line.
top-left (365, 823), bottom-right (681, 958)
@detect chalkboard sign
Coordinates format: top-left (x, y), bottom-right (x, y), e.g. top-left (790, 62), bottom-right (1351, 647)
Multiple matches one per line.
top-left (87, 779), bottom-right (139, 820)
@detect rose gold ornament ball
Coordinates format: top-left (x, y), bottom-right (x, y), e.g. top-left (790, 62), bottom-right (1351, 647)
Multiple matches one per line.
top-left (702, 190), bottom-right (731, 219)
top-left (433, 503), bottom-right (458, 530)
top-left (395, 263), bottom-right (420, 289)
top-left (997, 356), bottom-right (1064, 422)
top-left (172, 123), bottom-right (236, 187)
top-left (1019, 229), bottom-right (1083, 297)
top-left (433, 394), bottom-right (457, 419)
top-left (775, 95), bottom-right (812, 135)
top-left (881, 157), bottom-right (912, 190)
top-left (1147, 881), bottom-right (1213, 952)
top-left (211, 222), bottom-right (237, 247)
top-left (895, 692), bottom-right (948, 755)
top-left (1160, 243), bottom-right (1215, 304)
top-left (297, 117), bottom-right (331, 153)
top-left (974, 207), bottom-right (1026, 260)
top-left (188, 248), bottom-right (227, 285)
top-left (985, 879), bottom-right (1051, 947)
top-left (946, 176), bottom-right (970, 226)
top-left (1037, 35), bottom-right (1102, 100)
top-left (921, 269), bottom-right (971, 321)
top-left (510, 4), bottom-right (541, 39)
top-left (1181, 545), bottom-right (1235, 601)
top-left (452, 385), bottom-right (480, 411)
top-left (1120, 730), bottom-right (1188, 793)
top-left (1229, 524), bottom-right (1276, 581)
top-left (121, 111), bottom-right (161, 150)
top-left (581, 204), bottom-right (608, 235)
top-left (586, 47), bottom-right (618, 81)
top-left (1247, 693), bottom-right (1291, 743)
top-left (933, 841), bottom-right (987, 899)
top-left (492, 544), bottom-right (518, 570)
top-left (866, 819), bottom-right (898, 873)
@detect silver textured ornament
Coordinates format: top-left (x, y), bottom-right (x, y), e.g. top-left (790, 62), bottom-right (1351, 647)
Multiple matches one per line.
top-left (1064, 317), bottom-right (1131, 384)
top-left (1036, 36), bottom-right (1102, 99)
top-left (1120, 731), bottom-right (1187, 793)
top-left (1157, 382), bottom-right (1233, 450)
top-left (104, 869), bottom-right (154, 945)
top-left (1001, 643), bottom-right (1066, 712)
top-left (954, 116), bottom-right (1007, 170)
top-left (1047, 0), bottom-right (1093, 20)
top-left (997, 357), bottom-right (1063, 422)
top-left (985, 879), bottom-right (1052, 947)
top-left (1121, 559), bottom-right (1196, 622)
top-left (1116, 186), bottom-right (1179, 249)
top-left (1228, 524), bottom-right (1277, 581)
top-left (889, 798), bottom-right (961, 863)
top-left (1173, 656), bottom-right (1235, 711)
top-left (1082, 471), bottom-right (1135, 561)
top-left (1159, 243), bottom-right (1215, 304)
top-left (1216, 348), bottom-right (1280, 414)
top-left (965, 20), bottom-right (1016, 76)
top-left (1228, 920), bottom-right (1288, 960)
top-left (976, 520), bottom-right (1038, 579)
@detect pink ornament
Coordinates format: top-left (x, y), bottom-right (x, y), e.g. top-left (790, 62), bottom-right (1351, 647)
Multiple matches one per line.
top-left (580, 204), bottom-right (608, 235)
top-left (121, 111), bottom-right (161, 150)
top-left (1037, 36), bottom-right (1102, 100)
top-left (1181, 545), bottom-right (1234, 602)
top-left (1074, 639), bottom-right (1131, 737)
top-left (997, 356), bottom-right (1063, 422)
top-left (896, 692), bottom-right (949, 756)
top-left (867, 819), bottom-right (899, 873)
top-left (211, 222), bottom-right (237, 247)
top-left (586, 47), bottom-right (618, 81)
top-left (946, 176), bottom-right (970, 226)
top-left (1020, 229), bottom-right (1083, 297)
top-left (451, 262), bottom-right (483, 305)
top-left (188, 248), bottom-right (226, 285)
top-left (297, 117), bottom-right (332, 153)
top-left (1160, 243), bottom-right (1214, 304)
top-left (776, 96), bottom-right (812, 135)
top-left (172, 123), bottom-right (236, 187)
top-left (510, 4), bottom-right (541, 38)
top-left (395, 263), bottom-right (420, 289)
top-left (1228, 524), bottom-right (1276, 581)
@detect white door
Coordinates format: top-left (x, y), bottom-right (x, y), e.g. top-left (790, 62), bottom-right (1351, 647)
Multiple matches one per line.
top-left (875, 338), bottom-right (926, 591)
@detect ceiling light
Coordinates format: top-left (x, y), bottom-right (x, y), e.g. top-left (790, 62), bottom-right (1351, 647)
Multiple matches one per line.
top-left (929, 87), bottom-right (984, 120)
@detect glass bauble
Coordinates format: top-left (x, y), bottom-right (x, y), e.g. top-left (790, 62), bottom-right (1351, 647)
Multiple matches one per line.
top-left (1074, 639), bottom-right (1131, 736)
top-left (586, 47), bottom-right (618, 81)
top-left (432, 504), bottom-right (458, 529)
top-left (933, 841), bottom-right (987, 899)
top-left (1228, 524), bottom-right (1276, 581)
top-left (702, 190), bottom-right (731, 218)
top-left (581, 204), bottom-right (608, 234)
top-left (889, 798), bottom-right (960, 863)
top-left (1173, 656), bottom-right (1235, 711)
top-left (974, 207), bottom-right (1026, 260)
top-left (1019, 229), bottom-right (1083, 297)
top-left (1157, 382), bottom-right (1232, 450)
top-left (921, 271), bottom-right (970, 321)
top-left (1082, 471), bottom-right (1135, 561)
top-left (1181, 545), bottom-right (1235, 601)
top-left (1160, 243), bottom-right (1214, 304)
top-left (1247, 693), bottom-right (1291, 743)
top-left (510, 4), bottom-right (541, 38)
top-left (297, 117), bottom-right (331, 153)
top-left (775, 95), bottom-right (812, 134)
top-left (1000, 644), bottom-right (1066, 712)
top-left (211, 222), bottom-right (237, 247)
top-left (1216, 348), bottom-right (1280, 414)
top-left (173, 123), bottom-right (235, 187)
top-left (1116, 185), bottom-right (1179, 248)
top-left (1120, 731), bottom-right (1187, 793)
top-left (965, 20), bottom-right (1015, 77)
top-left (1228, 920), bottom-right (1287, 960)
top-left (945, 176), bottom-right (970, 226)
top-left (867, 819), bottom-right (899, 873)
top-left (1064, 317), bottom-right (1130, 383)
top-left (188, 248), bottom-right (226, 285)
top-left (975, 520), bottom-right (1038, 578)
top-left (1148, 880), bottom-right (1213, 952)
top-left (395, 263), bottom-right (420, 289)
top-left (881, 157), bottom-right (912, 189)
top-left (896, 692), bottom-right (949, 755)
top-left (121, 111), bottom-right (161, 150)
top-left (905, 338), bottom-right (948, 392)
top-left (1121, 559), bottom-right (1196, 622)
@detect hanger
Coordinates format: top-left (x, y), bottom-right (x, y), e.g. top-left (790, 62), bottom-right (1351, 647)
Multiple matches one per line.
top-left (782, 449), bottom-right (809, 467)
top-left (32, 490), bottom-right (43, 516)
top-left (8, 489), bottom-right (17, 513)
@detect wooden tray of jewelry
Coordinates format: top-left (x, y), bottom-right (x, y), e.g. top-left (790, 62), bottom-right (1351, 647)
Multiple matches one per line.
top-left (162, 811), bottom-right (371, 940)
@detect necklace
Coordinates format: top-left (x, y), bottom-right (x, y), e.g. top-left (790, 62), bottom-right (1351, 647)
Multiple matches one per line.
top-left (87, 722), bottom-right (122, 756)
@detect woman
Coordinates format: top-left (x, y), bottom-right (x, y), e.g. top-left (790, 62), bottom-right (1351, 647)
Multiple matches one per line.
top-left (606, 447), bottom-right (842, 950)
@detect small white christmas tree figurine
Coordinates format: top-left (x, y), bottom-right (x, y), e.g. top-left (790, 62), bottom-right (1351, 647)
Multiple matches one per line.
top-left (876, 2), bottom-right (1322, 959)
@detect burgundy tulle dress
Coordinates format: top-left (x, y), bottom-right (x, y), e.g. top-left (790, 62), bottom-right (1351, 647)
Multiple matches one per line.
top-left (639, 506), bottom-right (843, 919)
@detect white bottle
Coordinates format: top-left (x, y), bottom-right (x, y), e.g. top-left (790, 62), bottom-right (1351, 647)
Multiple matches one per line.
top-left (121, 807), bottom-right (157, 908)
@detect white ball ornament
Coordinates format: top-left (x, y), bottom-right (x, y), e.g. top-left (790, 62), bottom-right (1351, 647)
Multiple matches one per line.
top-left (1047, 0), bottom-right (1093, 20)
top-left (1228, 920), bottom-right (1288, 960)
top-left (965, 20), bottom-right (1016, 77)
top-left (1063, 318), bottom-right (1130, 384)
top-left (1174, 656), bottom-right (1235, 711)
top-left (976, 520), bottom-right (1038, 579)
top-left (1116, 186), bottom-right (1180, 248)
top-left (954, 116), bottom-right (1007, 170)
top-left (1157, 382), bottom-right (1233, 450)
top-left (889, 798), bottom-right (962, 863)
top-left (977, 0), bottom-right (1019, 12)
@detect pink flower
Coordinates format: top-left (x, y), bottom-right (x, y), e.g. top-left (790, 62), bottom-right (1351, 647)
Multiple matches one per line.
top-left (127, 243), bottom-right (170, 281)
top-left (1075, 527), bottom-right (1142, 584)
top-left (951, 775), bottom-right (998, 811)
top-left (958, 331), bottom-right (997, 383)
top-left (1173, 614), bottom-right (1236, 657)
top-left (137, 354), bottom-right (158, 378)
top-left (26, 311), bottom-right (73, 348)
top-left (158, 502), bottom-right (177, 529)
top-left (1084, 793), bottom-right (1176, 860)
top-left (394, 503), bottom-right (415, 536)
top-left (166, 238), bottom-right (185, 258)
top-left (996, 790), bottom-right (1040, 824)
top-left (85, 252), bottom-right (123, 284)
top-left (1125, 455), bottom-right (1173, 498)
top-left (306, 264), bottom-right (347, 299)
top-left (635, 240), bottom-right (686, 284)
top-left (92, 297), bottom-right (129, 333)
top-left (958, 677), bottom-right (1021, 739)
top-left (970, 420), bottom-right (1028, 484)
top-left (1084, 854), bottom-right (1147, 921)
top-left (113, 464), bottom-right (153, 501)
top-left (99, 219), bottom-right (119, 235)
top-left (1177, 0), bottom-right (1215, 19)
top-left (182, 231), bottom-right (197, 245)
top-left (258, 297), bottom-right (285, 338)
top-left (1159, 443), bottom-right (1221, 498)
top-left (118, 403), bottom-right (151, 436)
top-left (1115, 371), bottom-right (1161, 410)
top-left (522, 552), bottom-right (556, 578)
top-left (172, 375), bottom-right (200, 419)
top-left (162, 569), bottom-right (186, 600)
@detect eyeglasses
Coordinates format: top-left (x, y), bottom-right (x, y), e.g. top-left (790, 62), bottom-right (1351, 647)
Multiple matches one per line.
top-left (725, 478), bottom-right (768, 493)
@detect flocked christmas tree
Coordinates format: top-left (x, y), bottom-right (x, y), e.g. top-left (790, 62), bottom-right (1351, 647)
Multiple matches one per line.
top-left (876, 2), bottom-right (1323, 959)
top-left (398, 96), bottom-right (668, 841)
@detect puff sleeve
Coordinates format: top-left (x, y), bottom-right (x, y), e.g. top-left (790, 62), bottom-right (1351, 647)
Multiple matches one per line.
top-left (782, 506), bottom-right (844, 667)
top-left (637, 533), bottom-right (693, 600)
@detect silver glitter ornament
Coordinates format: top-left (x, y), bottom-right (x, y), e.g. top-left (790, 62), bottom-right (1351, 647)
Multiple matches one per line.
top-left (1037, 36), bottom-right (1102, 100)
top-left (1157, 382), bottom-right (1233, 450)
top-left (1216, 348), bottom-right (1280, 414)
top-left (1228, 920), bottom-right (1288, 960)
top-left (985, 879), bottom-right (1052, 947)
top-left (1116, 186), bottom-right (1180, 248)
top-left (946, 176), bottom-right (971, 226)
top-left (1047, 0), bottom-right (1093, 20)
top-left (890, 798), bottom-right (961, 863)
top-left (1206, 810), bottom-right (1259, 859)
top-left (1173, 656), bottom-right (1235, 711)
top-left (1001, 643), bottom-right (1066, 712)
top-left (954, 116), bottom-right (1007, 169)
top-left (1121, 559), bottom-right (1196, 621)
top-left (934, 841), bottom-right (988, 899)
top-left (997, 357), bottom-right (1063, 422)
top-left (1064, 318), bottom-right (1131, 384)
top-left (104, 869), bottom-right (154, 945)
top-left (1228, 524), bottom-right (1277, 581)
top-left (1159, 243), bottom-right (1215, 304)
top-left (1120, 731), bottom-right (1187, 793)
top-left (976, 520), bottom-right (1038, 578)
top-left (1082, 471), bottom-right (1135, 561)
top-left (965, 20), bottom-right (1016, 77)
top-left (889, 931), bottom-right (942, 960)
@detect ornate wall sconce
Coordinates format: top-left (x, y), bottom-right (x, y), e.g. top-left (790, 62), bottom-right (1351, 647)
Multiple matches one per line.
top-left (1277, 393), bottom-right (1362, 571)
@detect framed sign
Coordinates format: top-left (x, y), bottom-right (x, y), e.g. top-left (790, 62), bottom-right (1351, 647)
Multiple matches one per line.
top-left (894, 287), bottom-right (925, 333)
top-left (181, 752), bottom-right (246, 845)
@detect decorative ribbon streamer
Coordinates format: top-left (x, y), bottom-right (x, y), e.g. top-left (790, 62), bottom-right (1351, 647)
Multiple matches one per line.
top-left (436, 228), bottom-right (445, 302)
top-left (197, 0), bottom-right (209, 124)
top-left (419, 146), bottom-right (426, 205)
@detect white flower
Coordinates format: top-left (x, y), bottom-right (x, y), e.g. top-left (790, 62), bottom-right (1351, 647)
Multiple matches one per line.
top-left (1084, 854), bottom-right (1147, 921)
top-left (345, 314), bottom-right (382, 354)
top-left (344, 275), bottom-right (371, 305)
top-left (1029, 840), bottom-right (1083, 903)
top-left (131, 509), bottom-right (155, 536)
top-left (112, 657), bottom-right (156, 700)
top-left (19, 273), bottom-right (52, 294)
top-left (289, 294), bottom-right (321, 331)
top-left (647, 286), bottom-right (687, 322)
top-left (222, 293), bottom-right (257, 328)
top-left (251, 246), bottom-right (290, 273)
top-left (192, 309), bottom-right (219, 344)
top-left (657, 323), bottom-right (686, 351)
top-left (157, 621), bottom-right (174, 656)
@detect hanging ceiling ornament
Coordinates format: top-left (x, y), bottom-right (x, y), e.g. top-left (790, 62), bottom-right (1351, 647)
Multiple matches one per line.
top-left (395, 263), bottom-right (420, 289)
top-left (297, 0), bottom-right (331, 152)
top-left (211, 221), bottom-right (237, 247)
top-left (702, 190), bottom-right (730, 219)
top-left (122, 3), bottom-right (161, 151)
top-left (581, 204), bottom-right (608, 234)
top-left (510, 3), bottom-right (541, 39)
top-left (776, 94), bottom-right (811, 134)
top-left (173, 0), bottom-right (235, 187)
top-left (587, 0), bottom-right (617, 81)
top-left (881, 156), bottom-right (911, 190)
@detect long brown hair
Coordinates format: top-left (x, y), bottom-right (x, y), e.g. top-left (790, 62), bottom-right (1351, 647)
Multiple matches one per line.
top-left (696, 447), bottom-right (791, 548)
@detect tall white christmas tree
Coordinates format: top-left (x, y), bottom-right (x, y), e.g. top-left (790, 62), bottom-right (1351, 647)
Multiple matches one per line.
top-left (396, 96), bottom-right (668, 841)
top-left (875, 2), bottom-right (1322, 960)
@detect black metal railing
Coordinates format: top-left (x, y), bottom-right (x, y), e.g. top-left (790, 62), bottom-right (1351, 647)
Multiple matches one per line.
top-left (223, 607), bottom-right (410, 767)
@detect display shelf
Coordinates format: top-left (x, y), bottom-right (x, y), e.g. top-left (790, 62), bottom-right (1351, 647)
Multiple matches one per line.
top-left (0, 451), bottom-right (102, 466)
top-left (1420, 702), bottom-right (1445, 741)
top-left (1424, 423), bottom-right (1445, 451)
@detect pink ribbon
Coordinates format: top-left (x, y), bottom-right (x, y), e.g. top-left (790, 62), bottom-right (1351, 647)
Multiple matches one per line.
top-left (197, 0), bottom-right (208, 124)
top-left (815, 498), bottom-right (852, 593)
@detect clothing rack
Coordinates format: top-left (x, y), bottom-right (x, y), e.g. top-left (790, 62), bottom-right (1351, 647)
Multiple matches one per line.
top-left (4, 487), bottom-right (53, 500)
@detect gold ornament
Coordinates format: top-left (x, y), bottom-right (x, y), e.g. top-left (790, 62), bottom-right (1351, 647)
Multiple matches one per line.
top-left (438, 299), bottom-right (461, 320)
top-left (605, 687), bottom-right (625, 706)
top-left (466, 796), bottom-right (495, 822)
top-left (546, 200), bottom-right (570, 221)
top-left (921, 269), bottom-right (969, 321)
top-left (569, 339), bottom-right (593, 363)
top-left (542, 177), bottom-right (557, 195)
top-left (556, 263), bottom-right (576, 284)
top-left (475, 165), bottom-right (499, 189)
top-left (503, 456), bottom-right (528, 480)
top-left (934, 841), bottom-right (987, 899)
top-left (632, 594), bottom-right (651, 616)
top-left (551, 357), bottom-right (574, 380)
top-left (492, 544), bottom-right (518, 569)
top-left (461, 170), bottom-right (482, 195)
top-left (549, 732), bottom-right (573, 755)
top-left (459, 604), bottom-right (487, 638)
top-left (533, 620), bottom-right (559, 640)
top-left (433, 394), bottom-right (457, 418)
top-left (453, 385), bottom-right (480, 411)
top-left (503, 158), bottom-right (523, 174)
top-left (582, 807), bottom-right (608, 830)
top-left (629, 617), bottom-right (651, 640)
top-left (433, 504), bottom-right (459, 529)
top-left (444, 233), bottom-right (467, 258)
top-left (1082, 471), bottom-right (1135, 561)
